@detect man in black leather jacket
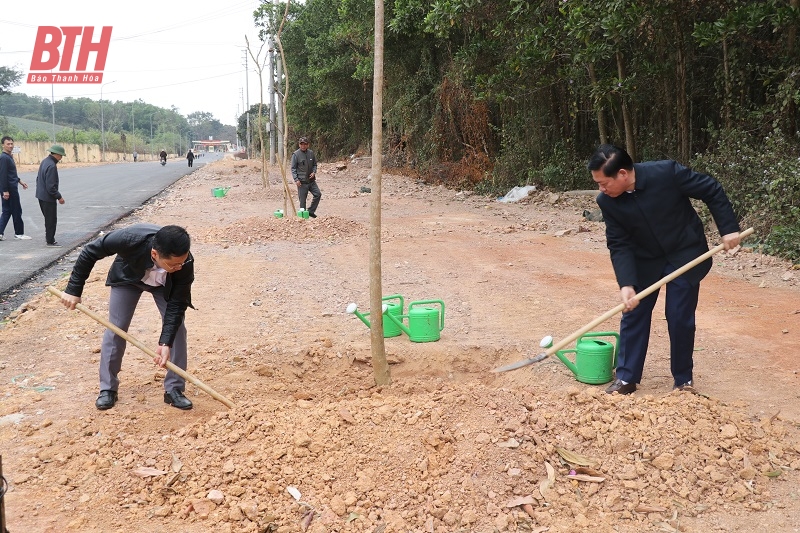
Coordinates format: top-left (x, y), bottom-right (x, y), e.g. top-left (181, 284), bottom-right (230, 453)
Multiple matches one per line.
top-left (59, 224), bottom-right (196, 410)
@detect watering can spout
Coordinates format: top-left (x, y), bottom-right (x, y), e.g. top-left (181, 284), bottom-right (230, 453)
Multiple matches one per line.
top-left (384, 311), bottom-right (412, 337)
top-left (347, 303), bottom-right (389, 330)
top-left (346, 303), bottom-right (371, 329)
top-left (555, 349), bottom-right (580, 376)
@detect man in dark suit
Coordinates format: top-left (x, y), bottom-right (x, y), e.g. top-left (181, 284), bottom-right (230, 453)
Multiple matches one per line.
top-left (588, 144), bottom-right (741, 395)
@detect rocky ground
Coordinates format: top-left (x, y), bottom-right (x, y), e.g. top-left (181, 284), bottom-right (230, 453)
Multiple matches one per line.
top-left (0, 156), bottom-right (799, 533)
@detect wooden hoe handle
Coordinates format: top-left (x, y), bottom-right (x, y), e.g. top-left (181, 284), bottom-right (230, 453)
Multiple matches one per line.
top-left (492, 227), bottom-right (754, 372)
top-left (46, 286), bottom-right (236, 409)
top-left (542, 227), bottom-right (755, 358)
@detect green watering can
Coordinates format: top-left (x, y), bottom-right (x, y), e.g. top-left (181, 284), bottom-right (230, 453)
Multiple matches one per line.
top-left (384, 299), bottom-right (445, 343)
top-left (555, 331), bottom-right (619, 385)
top-left (211, 186), bottom-right (231, 197)
top-left (346, 294), bottom-right (405, 338)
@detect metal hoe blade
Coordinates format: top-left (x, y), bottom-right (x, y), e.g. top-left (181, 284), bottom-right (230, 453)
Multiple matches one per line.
top-left (492, 352), bottom-right (548, 373)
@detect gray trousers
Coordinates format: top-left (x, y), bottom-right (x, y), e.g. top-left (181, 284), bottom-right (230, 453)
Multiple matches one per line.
top-left (100, 283), bottom-right (187, 393)
top-left (297, 180), bottom-right (321, 214)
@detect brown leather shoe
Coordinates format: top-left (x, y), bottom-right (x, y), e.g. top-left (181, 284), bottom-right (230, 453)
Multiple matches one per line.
top-left (605, 379), bottom-right (636, 395)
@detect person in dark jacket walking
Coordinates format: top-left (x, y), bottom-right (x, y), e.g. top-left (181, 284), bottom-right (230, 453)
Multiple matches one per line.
top-left (290, 137), bottom-right (321, 217)
top-left (58, 224), bottom-right (196, 411)
top-left (0, 136), bottom-right (32, 240)
top-left (186, 149), bottom-right (195, 167)
top-left (588, 144), bottom-right (741, 395)
top-left (35, 144), bottom-right (66, 247)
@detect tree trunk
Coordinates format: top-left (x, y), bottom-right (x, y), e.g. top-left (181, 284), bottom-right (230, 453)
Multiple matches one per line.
top-left (722, 36), bottom-right (732, 130)
top-left (370, 0), bottom-right (390, 386)
top-left (674, 21), bottom-right (690, 162)
top-left (588, 63), bottom-right (608, 145)
top-left (785, 0), bottom-right (799, 135)
top-left (616, 51), bottom-right (636, 160)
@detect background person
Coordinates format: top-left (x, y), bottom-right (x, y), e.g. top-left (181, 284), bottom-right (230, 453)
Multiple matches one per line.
top-left (58, 224), bottom-right (195, 411)
top-left (35, 144), bottom-right (66, 247)
top-left (186, 149), bottom-right (194, 167)
top-left (587, 144), bottom-right (741, 395)
top-left (0, 136), bottom-right (32, 240)
top-left (290, 136), bottom-right (321, 218)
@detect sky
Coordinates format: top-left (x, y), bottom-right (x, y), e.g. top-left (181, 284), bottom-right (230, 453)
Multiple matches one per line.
top-left (0, 0), bottom-right (271, 127)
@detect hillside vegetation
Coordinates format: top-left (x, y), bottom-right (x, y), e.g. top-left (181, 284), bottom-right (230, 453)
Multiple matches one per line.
top-left (248, 0), bottom-right (800, 262)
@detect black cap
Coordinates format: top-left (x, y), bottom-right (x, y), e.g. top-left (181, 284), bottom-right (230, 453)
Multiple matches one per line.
top-left (299, 137), bottom-right (308, 144)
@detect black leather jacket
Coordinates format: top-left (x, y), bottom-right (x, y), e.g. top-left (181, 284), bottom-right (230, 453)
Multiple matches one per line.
top-left (65, 223), bottom-right (194, 346)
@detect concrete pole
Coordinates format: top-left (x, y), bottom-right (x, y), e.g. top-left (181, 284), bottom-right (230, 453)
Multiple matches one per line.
top-left (267, 35), bottom-right (276, 164)
top-left (243, 51), bottom-right (251, 158)
top-left (276, 51), bottom-right (284, 162)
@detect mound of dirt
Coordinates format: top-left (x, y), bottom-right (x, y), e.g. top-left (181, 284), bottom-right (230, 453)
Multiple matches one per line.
top-left (199, 215), bottom-right (368, 246)
top-left (14, 381), bottom-right (800, 533)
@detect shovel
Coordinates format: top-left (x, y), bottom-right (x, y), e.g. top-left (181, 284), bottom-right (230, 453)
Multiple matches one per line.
top-left (492, 227), bottom-right (754, 373)
top-left (46, 286), bottom-right (236, 409)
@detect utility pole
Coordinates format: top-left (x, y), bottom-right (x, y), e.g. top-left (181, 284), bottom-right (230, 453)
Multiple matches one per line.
top-left (150, 113), bottom-right (155, 157)
top-left (267, 35), bottom-right (276, 164)
top-left (131, 102), bottom-right (135, 153)
top-left (276, 51), bottom-right (284, 162)
top-left (236, 103), bottom-right (241, 150)
top-left (242, 50), bottom-right (251, 158)
top-left (50, 77), bottom-right (56, 144)
top-left (100, 79), bottom-right (117, 162)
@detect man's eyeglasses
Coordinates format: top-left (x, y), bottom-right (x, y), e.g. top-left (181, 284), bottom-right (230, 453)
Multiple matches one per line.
top-left (162, 256), bottom-right (193, 270)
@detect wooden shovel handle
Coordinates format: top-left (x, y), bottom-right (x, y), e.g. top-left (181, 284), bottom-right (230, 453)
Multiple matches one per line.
top-left (46, 286), bottom-right (236, 409)
top-left (543, 227), bottom-right (755, 358)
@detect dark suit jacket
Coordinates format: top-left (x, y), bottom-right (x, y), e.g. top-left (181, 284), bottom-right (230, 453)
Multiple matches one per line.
top-left (596, 160), bottom-right (740, 289)
top-left (65, 223), bottom-right (194, 347)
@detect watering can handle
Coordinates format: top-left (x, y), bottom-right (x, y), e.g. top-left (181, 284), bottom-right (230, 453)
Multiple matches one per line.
top-left (409, 299), bottom-right (445, 330)
top-left (382, 294), bottom-right (404, 309)
top-left (578, 331), bottom-right (620, 365)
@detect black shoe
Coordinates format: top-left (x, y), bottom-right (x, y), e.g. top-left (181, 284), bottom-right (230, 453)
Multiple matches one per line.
top-left (673, 380), bottom-right (695, 392)
top-left (605, 379), bottom-right (637, 395)
top-left (164, 389), bottom-right (193, 410)
top-left (46, 241), bottom-right (62, 247)
top-left (95, 390), bottom-right (118, 410)
top-left (308, 212), bottom-right (317, 218)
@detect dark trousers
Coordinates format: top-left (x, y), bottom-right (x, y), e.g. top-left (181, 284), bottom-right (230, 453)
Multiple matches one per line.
top-left (188, 159), bottom-right (193, 167)
top-left (0, 188), bottom-right (24, 236)
top-left (615, 263), bottom-right (700, 387)
top-left (38, 200), bottom-right (58, 244)
top-left (298, 180), bottom-right (321, 214)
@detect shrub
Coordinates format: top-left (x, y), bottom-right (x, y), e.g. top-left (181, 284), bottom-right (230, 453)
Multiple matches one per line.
top-left (691, 129), bottom-right (800, 261)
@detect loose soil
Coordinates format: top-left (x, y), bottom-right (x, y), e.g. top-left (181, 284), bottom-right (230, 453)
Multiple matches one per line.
top-left (1, 157), bottom-right (799, 533)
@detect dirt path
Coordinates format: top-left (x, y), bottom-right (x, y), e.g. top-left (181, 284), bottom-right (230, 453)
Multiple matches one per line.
top-left (0, 157), bottom-right (798, 532)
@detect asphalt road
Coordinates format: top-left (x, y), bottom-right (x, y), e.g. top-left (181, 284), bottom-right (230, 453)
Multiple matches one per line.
top-left (0, 153), bottom-right (222, 307)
